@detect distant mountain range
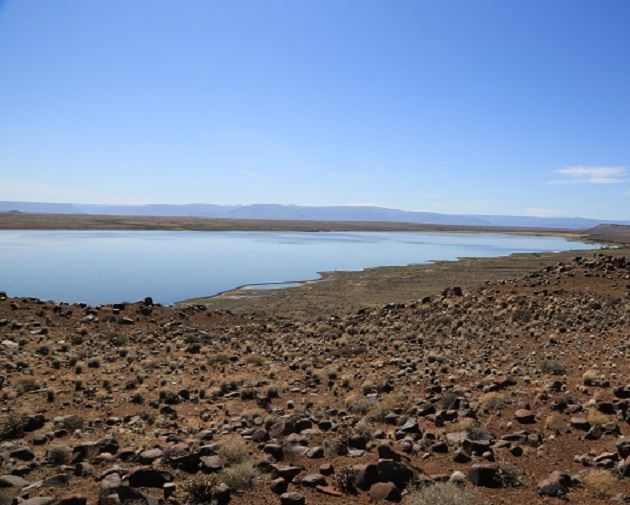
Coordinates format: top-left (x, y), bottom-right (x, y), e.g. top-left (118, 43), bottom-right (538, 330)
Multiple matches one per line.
top-left (1, 201), bottom-right (628, 230)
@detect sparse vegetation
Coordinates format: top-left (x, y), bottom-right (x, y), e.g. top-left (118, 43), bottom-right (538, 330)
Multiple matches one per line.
top-left (218, 440), bottom-right (249, 465)
top-left (0, 245), bottom-right (629, 505)
top-left (0, 414), bottom-right (27, 440)
top-left (409, 482), bottom-right (482, 505)
top-left (183, 474), bottom-right (221, 502)
top-left (108, 332), bottom-right (128, 347)
top-left (244, 354), bottom-right (265, 366)
top-left (586, 408), bottom-right (610, 425)
top-left (184, 461), bottom-right (259, 497)
top-left (335, 466), bottom-right (357, 494)
top-left (361, 379), bottom-right (376, 395)
top-left (208, 353), bottom-right (230, 365)
top-left (540, 359), bottom-right (566, 375)
top-left (440, 391), bottom-right (459, 409)
top-left (15, 377), bottom-right (40, 396)
top-left (496, 462), bottom-right (524, 488)
top-left (583, 469), bottom-right (616, 498)
top-left (582, 369), bottom-right (600, 386)
top-left (60, 415), bottom-right (84, 431)
top-left (478, 392), bottom-right (505, 411)
top-left (219, 461), bottom-right (259, 492)
top-left (345, 395), bottom-right (376, 415)
top-left (47, 445), bottom-right (72, 465)
top-left (365, 394), bottom-right (404, 421)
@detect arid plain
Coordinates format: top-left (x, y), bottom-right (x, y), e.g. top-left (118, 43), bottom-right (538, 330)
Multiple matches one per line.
top-left (1, 219), bottom-right (629, 505)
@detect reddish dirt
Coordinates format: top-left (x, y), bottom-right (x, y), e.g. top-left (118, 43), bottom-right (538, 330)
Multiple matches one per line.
top-left (1, 251), bottom-right (630, 505)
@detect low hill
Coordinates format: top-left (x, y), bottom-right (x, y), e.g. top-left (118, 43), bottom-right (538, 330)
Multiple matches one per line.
top-left (1, 201), bottom-right (628, 230)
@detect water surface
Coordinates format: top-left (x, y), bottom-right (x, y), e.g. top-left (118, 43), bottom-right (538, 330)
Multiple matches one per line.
top-left (0, 230), bottom-right (598, 305)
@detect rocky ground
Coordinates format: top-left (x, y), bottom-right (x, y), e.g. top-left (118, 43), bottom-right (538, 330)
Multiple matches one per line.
top-left (1, 253), bottom-right (630, 505)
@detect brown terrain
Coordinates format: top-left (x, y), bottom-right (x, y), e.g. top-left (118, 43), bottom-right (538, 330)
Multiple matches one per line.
top-left (0, 212), bottom-right (584, 235)
top-left (1, 222), bottom-right (630, 505)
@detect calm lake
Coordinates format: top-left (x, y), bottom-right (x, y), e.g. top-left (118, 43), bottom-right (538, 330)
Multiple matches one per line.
top-left (0, 230), bottom-right (599, 305)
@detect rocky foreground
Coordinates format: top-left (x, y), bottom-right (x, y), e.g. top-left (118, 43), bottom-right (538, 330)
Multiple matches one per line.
top-left (1, 253), bottom-right (630, 505)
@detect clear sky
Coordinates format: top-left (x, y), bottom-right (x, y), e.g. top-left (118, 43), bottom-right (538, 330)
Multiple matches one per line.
top-left (1, 0), bottom-right (629, 219)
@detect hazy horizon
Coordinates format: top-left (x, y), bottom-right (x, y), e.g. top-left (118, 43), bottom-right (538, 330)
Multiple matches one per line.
top-left (3, 200), bottom-right (630, 229)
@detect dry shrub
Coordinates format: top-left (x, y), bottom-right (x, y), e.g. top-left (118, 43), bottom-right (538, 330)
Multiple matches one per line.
top-left (217, 440), bottom-right (249, 465)
top-left (586, 408), bottom-right (610, 426)
top-left (208, 353), bottom-right (230, 365)
top-left (496, 461), bottom-right (524, 488)
top-left (108, 332), bottom-right (128, 347)
top-left (47, 445), bottom-right (72, 465)
top-left (540, 359), bottom-right (566, 375)
top-left (60, 414), bottom-right (84, 431)
top-left (345, 396), bottom-right (376, 415)
top-left (220, 461), bottom-right (259, 492)
top-left (544, 414), bottom-right (564, 432)
top-left (240, 408), bottom-right (265, 421)
top-left (410, 481), bottom-right (482, 505)
top-left (478, 392), bottom-right (505, 411)
top-left (440, 391), bottom-right (460, 409)
top-left (15, 377), bottom-right (40, 396)
top-left (185, 461), bottom-right (259, 497)
top-left (336, 344), bottom-right (367, 358)
top-left (361, 380), bottom-right (376, 396)
top-left (366, 394), bottom-right (404, 422)
top-left (282, 442), bottom-right (307, 462)
top-left (0, 415), bottom-right (27, 441)
top-left (583, 469), bottom-right (616, 498)
top-left (334, 466), bottom-right (357, 494)
top-left (183, 474), bottom-right (220, 502)
top-left (582, 370), bottom-right (599, 386)
top-left (448, 417), bottom-right (476, 433)
top-left (244, 355), bottom-right (265, 366)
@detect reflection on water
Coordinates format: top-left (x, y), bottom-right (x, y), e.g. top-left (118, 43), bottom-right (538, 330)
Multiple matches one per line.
top-left (0, 230), bottom-right (599, 305)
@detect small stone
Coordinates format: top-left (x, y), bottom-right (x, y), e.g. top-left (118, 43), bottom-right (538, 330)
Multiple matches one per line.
top-left (280, 492), bottom-right (305, 505)
top-left (514, 409), bottom-right (536, 424)
top-left (468, 464), bottom-right (499, 488)
top-left (270, 477), bottom-right (288, 495)
top-left (368, 482), bottom-right (402, 502)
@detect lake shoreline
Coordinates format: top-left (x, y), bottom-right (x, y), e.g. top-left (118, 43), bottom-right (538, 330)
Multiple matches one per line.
top-left (1, 219), bottom-right (626, 311)
top-left (183, 243), bottom-right (612, 307)
top-left (185, 225), bottom-right (629, 316)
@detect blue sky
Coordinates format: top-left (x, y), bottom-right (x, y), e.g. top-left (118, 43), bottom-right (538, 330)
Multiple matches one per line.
top-left (1, 0), bottom-right (629, 219)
